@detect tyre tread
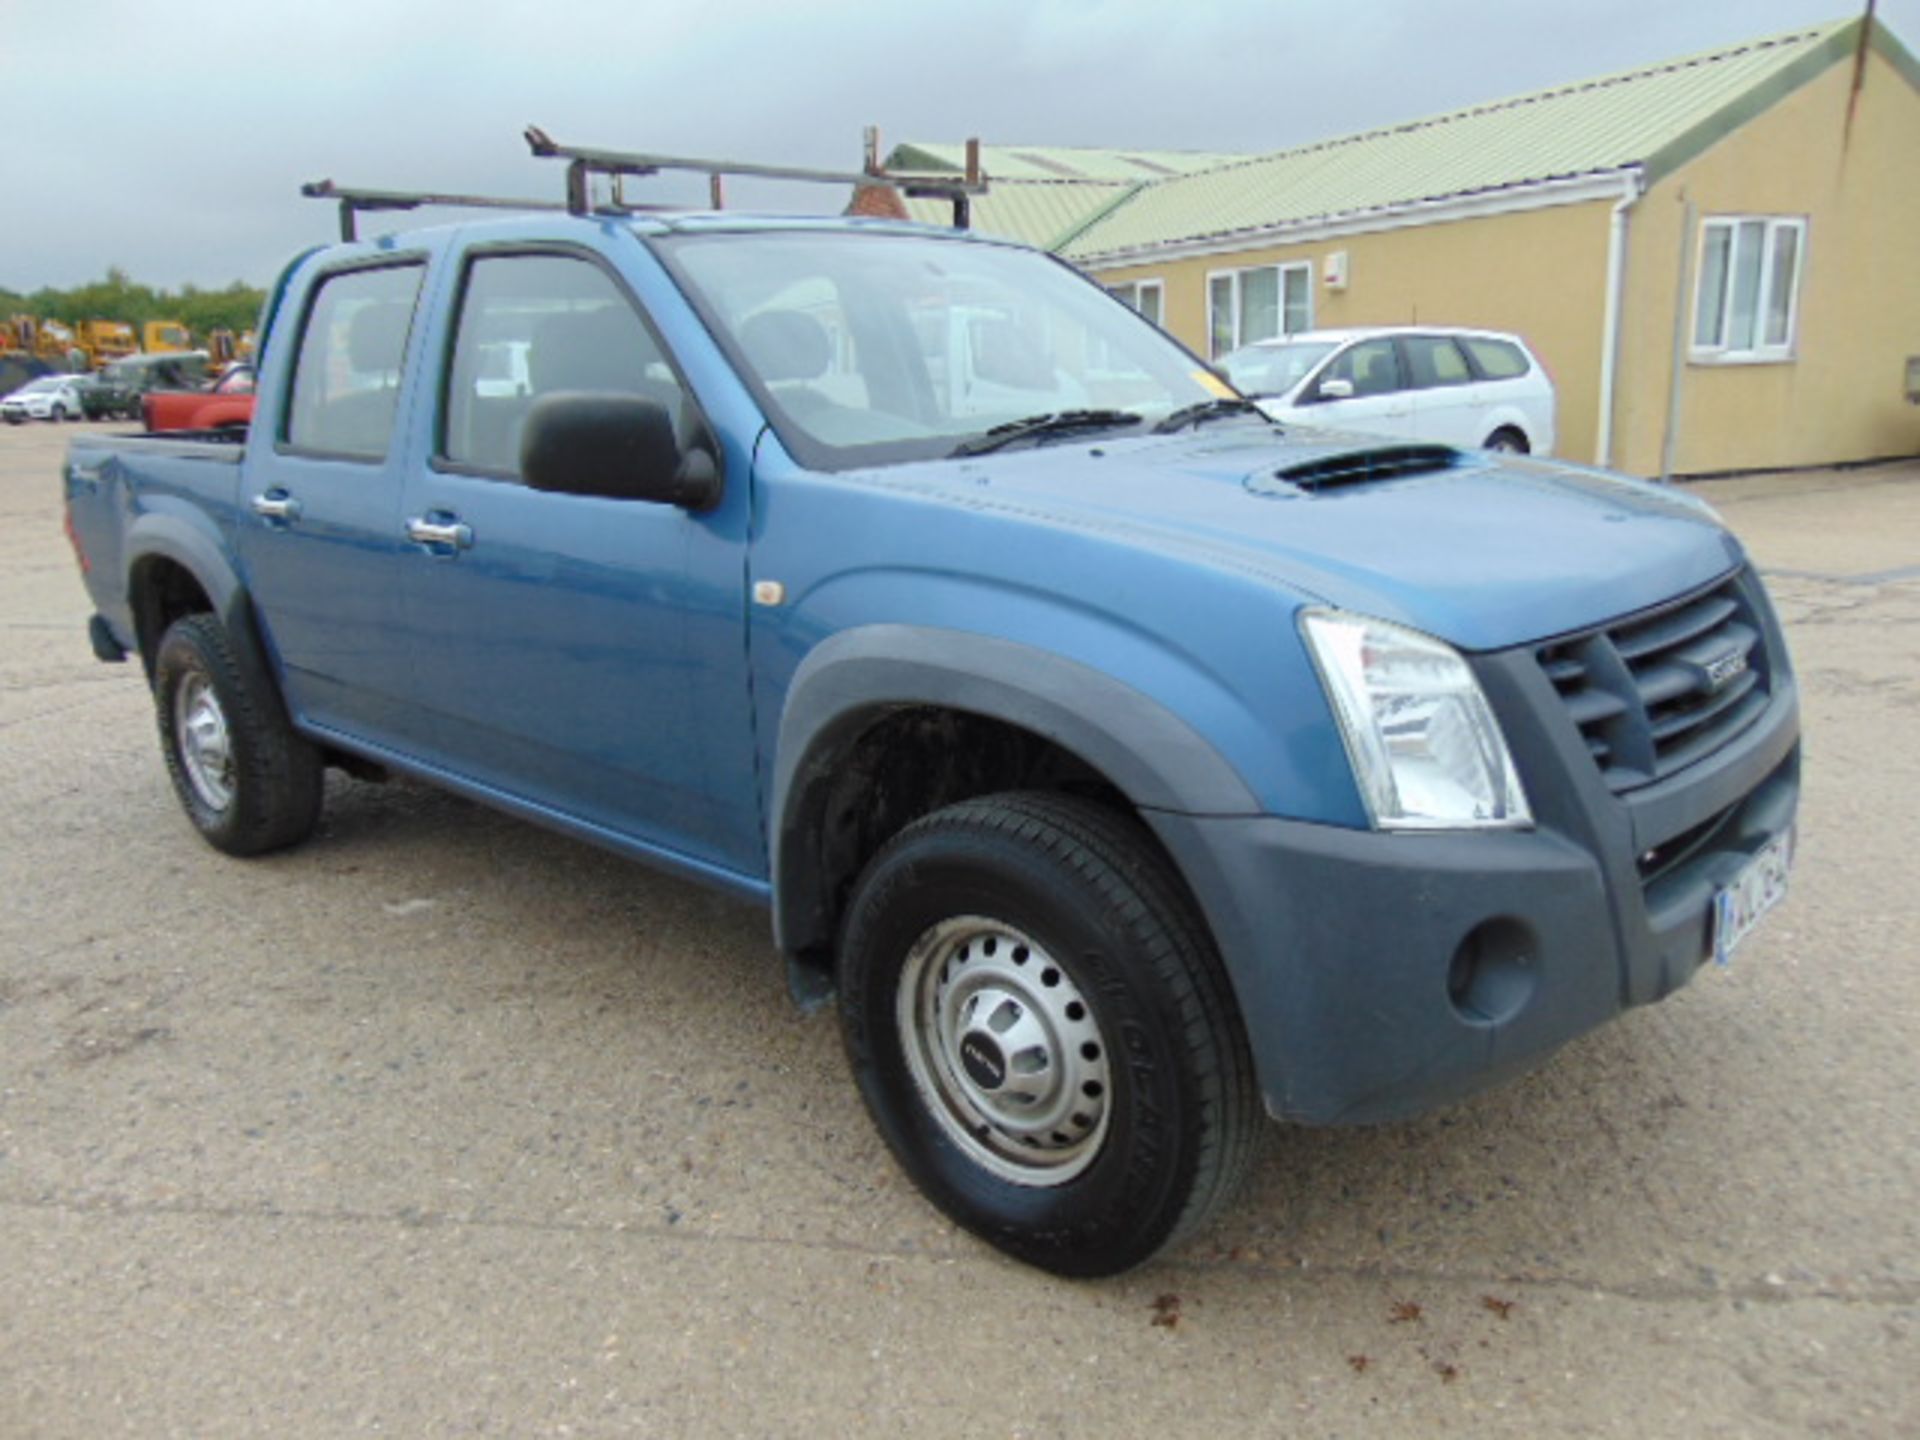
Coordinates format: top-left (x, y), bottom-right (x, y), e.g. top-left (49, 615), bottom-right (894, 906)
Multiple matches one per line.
top-left (874, 790), bottom-right (1260, 1266)
top-left (155, 614), bottom-right (322, 856)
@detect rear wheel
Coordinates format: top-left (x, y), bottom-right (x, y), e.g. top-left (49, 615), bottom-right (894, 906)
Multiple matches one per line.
top-left (1485, 426), bottom-right (1529, 454)
top-left (838, 792), bottom-right (1259, 1276)
top-left (153, 614), bottom-right (323, 856)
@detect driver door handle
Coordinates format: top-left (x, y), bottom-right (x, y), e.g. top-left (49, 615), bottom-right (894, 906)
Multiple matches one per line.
top-left (406, 516), bottom-right (473, 549)
top-left (251, 491), bottom-right (302, 522)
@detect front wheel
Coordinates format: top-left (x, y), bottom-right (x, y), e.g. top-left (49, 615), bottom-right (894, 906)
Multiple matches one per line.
top-left (50, 404), bottom-right (68, 422)
top-left (838, 792), bottom-right (1259, 1276)
top-left (1484, 427), bottom-right (1529, 454)
top-left (153, 614), bottom-right (323, 856)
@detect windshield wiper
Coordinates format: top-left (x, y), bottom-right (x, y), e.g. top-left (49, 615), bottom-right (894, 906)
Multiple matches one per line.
top-left (1152, 397), bottom-right (1271, 434)
top-left (949, 409), bottom-right (1145, 458)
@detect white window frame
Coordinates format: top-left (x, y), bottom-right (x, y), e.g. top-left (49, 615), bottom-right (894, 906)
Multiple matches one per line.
top-left (1205, 262), bottom-right (1314, 359)
top-left (1690, 215), bottom-right (1806, 365)
top-left (1106, 279), bottom-right (1165, 328)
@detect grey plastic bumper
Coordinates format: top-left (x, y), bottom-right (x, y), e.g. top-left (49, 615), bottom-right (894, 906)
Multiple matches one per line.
top-left (1149, 660), bottom-right (1800, 1128)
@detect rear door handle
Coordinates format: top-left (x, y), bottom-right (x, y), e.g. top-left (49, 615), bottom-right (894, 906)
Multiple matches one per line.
top-left (251, 490), bottom-right (301, 522)
top-left (406, 516), bottom-right (473, 550)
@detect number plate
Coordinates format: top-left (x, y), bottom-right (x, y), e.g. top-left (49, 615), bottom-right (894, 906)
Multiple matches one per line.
top-left (1712, 827), bottom-right (1794, 966)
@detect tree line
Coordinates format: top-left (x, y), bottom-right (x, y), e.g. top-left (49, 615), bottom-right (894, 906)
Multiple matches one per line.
top-left (2, 268), bottom-right (267, 339)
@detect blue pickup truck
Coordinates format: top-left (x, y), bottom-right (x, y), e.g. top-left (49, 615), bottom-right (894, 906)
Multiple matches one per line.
top-left (62, 210), bottom-right (1799, 1275)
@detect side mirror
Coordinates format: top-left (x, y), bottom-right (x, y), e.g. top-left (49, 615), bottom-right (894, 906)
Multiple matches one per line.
top-left (1316, 377), bottom-right (1355, 401)
top-left (520, 392), bottom-right (722, 510)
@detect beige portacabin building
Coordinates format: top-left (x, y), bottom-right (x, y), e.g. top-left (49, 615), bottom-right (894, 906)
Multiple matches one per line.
top-left (890, 18), bottom-right (1920, 476)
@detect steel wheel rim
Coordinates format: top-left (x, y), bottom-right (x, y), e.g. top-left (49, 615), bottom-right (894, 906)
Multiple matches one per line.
top-left (896, 915), bottom-right (1113, 1187)
top-left (174, 672), bottom-right (234, 812)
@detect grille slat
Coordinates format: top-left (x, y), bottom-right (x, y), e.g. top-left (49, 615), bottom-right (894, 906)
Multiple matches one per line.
top-left (1656, 690), bottom-right (1770, 773)
top-left (1613, 595), bottom-right (1738, 661)
top-left (1536, 574), bottom-right (1772, 794)
top-left (1649, 667), bottom-right (1760, 745)
top-left (1565, 688), bottom-right (1628, 726)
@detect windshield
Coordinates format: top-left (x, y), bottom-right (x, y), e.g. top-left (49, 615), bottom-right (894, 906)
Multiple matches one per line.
top-left (1219, 340), bottom-right (1339, 398)
top-left (657, 230), bottom-right (1228, 469)
top-left (20, 378), bottom-right (65, 393)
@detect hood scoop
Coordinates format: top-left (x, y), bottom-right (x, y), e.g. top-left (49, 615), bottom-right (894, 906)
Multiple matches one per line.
top-left (1248, 443), bottom-right (1464, 498)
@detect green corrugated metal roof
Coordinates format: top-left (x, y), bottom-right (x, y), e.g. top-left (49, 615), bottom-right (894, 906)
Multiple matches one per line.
top-left (886, 142), bottom-right (1250, 183)
top-left (886, 142), bottom-right (1252, 249)
top-left (1059, 19), bottom-right (1875, 261)
top-left (899, 184), bottom-right (1144, 250)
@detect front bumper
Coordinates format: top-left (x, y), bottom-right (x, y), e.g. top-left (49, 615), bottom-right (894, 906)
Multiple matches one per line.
top-left (1150, 576), bottom-right (1800, 1126)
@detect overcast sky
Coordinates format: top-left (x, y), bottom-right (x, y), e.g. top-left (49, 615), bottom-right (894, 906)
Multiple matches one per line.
top-left (4, 0), bottom-right (1909, 292)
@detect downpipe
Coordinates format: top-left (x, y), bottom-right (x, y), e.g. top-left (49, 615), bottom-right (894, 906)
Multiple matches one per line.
top-left (1594, 169), bottom-right (1644, 469)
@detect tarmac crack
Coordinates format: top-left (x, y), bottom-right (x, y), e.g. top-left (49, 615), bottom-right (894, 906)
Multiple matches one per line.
top-left (1701, 469), bottom-right (1920, 507)
top-left (0, 689), bottom-right (134, 730)
top-left (1, 1190), bottom-right (1915, 1309)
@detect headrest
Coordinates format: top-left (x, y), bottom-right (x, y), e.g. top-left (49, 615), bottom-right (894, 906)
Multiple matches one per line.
top-left (738, 310), bottom-right (831, 383)
top-left (528, 306), bottom-right (652, 395)
top-left (347, 302), bottom-right (413, 374)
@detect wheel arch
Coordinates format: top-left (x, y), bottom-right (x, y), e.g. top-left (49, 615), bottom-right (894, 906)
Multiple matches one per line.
top-left (1480, 409), bottom-right (1534, 451)
top-left (771, 625), bottom-right (1260, 964)
top-left (124, 517), bottom-right (248, 674)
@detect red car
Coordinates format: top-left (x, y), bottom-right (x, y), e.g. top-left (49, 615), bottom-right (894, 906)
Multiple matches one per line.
top-left (142, 365), bottom-right (256, 433)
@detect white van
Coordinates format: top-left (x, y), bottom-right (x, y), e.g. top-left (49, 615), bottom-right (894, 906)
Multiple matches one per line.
top-left (1221, 327), bottom-right (1556, 455)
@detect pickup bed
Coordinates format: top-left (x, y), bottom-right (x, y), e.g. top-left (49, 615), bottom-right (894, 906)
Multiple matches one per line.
top-left (63, 210), bottom-right (1800, 1276)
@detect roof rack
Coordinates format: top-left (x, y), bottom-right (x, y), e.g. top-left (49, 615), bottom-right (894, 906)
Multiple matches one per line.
top-left (522, 126), bottom-right (988, 228)
top-left (300, 180), bottom-right (571, 242)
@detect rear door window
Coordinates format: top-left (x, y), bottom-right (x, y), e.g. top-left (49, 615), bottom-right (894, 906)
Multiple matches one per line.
top-left (1461, 336), bottom-right (1532, 380)
top-left (1400, 335), bottom-right (1475, 390)
top-left (285, 263), bottom-right (425, 459)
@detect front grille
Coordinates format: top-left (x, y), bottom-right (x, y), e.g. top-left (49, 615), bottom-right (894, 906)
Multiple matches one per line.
top-left (1537, 573), bottom-right (1772, 793)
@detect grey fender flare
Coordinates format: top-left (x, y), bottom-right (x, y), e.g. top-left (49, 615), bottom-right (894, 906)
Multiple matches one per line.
top-left (770, 624), bottom-right (1261, 955)
top-left (123, 518), bottom-right (287, 732)
top-left (125, 511), bottom-right (248, 657)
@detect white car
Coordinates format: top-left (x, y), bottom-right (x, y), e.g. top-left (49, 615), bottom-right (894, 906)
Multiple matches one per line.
top-left (1220, 327), bottom-right (1556, 455)
top-left (2, 374), bottom-right (89, 425)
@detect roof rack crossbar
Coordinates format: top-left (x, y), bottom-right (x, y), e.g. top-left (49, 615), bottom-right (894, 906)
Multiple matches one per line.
top-left (523, 126), bottom-right (987, 228)
top-left (301, 180), bottom-right (568, 242)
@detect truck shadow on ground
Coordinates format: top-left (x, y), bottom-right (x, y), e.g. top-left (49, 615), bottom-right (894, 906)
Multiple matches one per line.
top-left (295, 770), bottom-right (1742, 1288)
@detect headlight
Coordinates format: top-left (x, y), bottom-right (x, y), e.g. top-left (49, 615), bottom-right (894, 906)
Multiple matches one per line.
top-left (1301, 610), bottom-right (1531, 830)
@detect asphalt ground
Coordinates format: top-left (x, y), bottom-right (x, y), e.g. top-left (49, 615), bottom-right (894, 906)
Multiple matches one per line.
top-left (2, 418), bottom-right (1915, 1437)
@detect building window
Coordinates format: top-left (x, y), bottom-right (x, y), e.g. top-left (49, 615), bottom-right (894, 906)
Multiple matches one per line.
top-left (1692, 217), bottom-right (1805, 362)
top-left (1106, 280), bottom-right (1164, 328)
top-left (1207, 263), bottom-right (1312, 358)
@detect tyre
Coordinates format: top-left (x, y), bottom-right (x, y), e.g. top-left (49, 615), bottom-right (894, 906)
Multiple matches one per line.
top-left (50, 404), bottom-right (68, 422)
top-left (153, 614), bottom-right (323, 856)
top-left (1484, 427), bottom-right (1529, 454)
top-left (838, 792), bottom-right (1258, 1276)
